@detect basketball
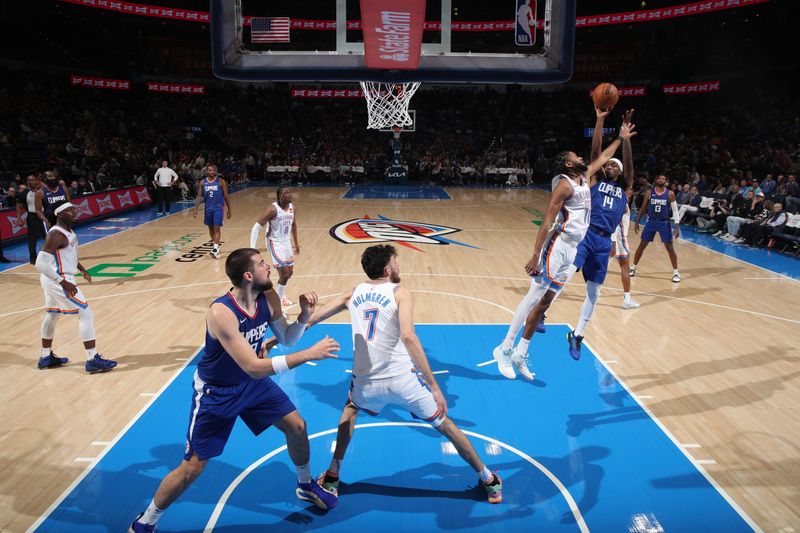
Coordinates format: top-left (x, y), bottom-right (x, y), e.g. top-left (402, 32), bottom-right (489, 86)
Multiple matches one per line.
top-left (592, 83), bottom-right (619, 111)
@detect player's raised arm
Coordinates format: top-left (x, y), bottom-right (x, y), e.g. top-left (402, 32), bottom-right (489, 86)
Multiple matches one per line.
top-left (586, 121), bottom-right (636, 180)
top-left (525, 179), bottom-right (573, 276)
top-left (207, 302), bottom-right (338, 379)
top-left (590, 106), bottom-right (611, 162)
top-left (622, 110), bottom-right (636, 191)
top-left (396, 286), bottom-right (447, 420)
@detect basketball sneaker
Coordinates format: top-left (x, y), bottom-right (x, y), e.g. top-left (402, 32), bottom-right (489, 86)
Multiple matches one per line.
top-left (535, 316), bottom-right (546, 334)
top-left (296, 480), bottom-right (338, 510)
top-left (128, 513), bottom-right (155, 533)
top-left (492, 345), bottom-right (516, 379)
top-left (510, 351), bottom-right (535, 381)
top-left (38, 352), bottom-right (69, 369)
top-left (567, 331), bottom-right (583, 361)
top-left (622, 298), bottom-right (641, 310)
top-left (85, 354), bottom-right (118, 374)
top-left (482, 473), bottom-right (503, 504)
top-left (317, 471), bottom-right (340, 497)
top-left (629, 266), bottom-right (636, 277)
top-left (672, 272), bottom-right (681, 283)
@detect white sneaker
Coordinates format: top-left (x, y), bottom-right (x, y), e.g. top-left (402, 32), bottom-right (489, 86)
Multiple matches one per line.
top-left (492, 345), bottom-right (516, 380)
top-left (280, 297), bottom-right (293, 308)
top-left (735, 237), bottom-right (746, 244)
top-left (511, 351), bottom-right (535, 381)
top-left (210, 250), bottom-right (220, 259)
top-left (672, 272), bottom-right (681, 283)
top-left (622, 299), bottom-right (641, 309)
top-left (629, 268), bottom-right (636, 277)
top-left (713, 230), bottom-right (723, 236)
top-left (724, 234), bottom-right (736, 241)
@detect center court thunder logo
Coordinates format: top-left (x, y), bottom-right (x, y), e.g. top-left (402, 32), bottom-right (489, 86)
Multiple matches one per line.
top-left (329, 215), bottom-right (479, 251)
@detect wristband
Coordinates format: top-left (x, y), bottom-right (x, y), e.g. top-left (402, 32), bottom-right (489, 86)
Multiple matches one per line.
top-left (272, 355), bottom-right (289, 374)
top-left (616, 136), bottom-right (624, 143)
top-left (54, 275), bottom-right (64, 284)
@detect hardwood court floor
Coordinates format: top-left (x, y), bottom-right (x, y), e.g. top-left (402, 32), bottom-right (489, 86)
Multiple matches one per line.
top-left (0, 186), bottom-right (797, 532)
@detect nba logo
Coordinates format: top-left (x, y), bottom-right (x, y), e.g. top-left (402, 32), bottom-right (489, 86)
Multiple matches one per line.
top-left (515, 0), bottom-right (537, 46)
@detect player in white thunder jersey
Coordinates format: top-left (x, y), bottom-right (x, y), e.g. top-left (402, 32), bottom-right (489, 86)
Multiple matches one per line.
top-left (34, 203), bottom-right (117, 373)
top-left (307, 245), bottom-right (504, 504)
top-left (492, 120), bottom-right (636, 380)
top-left (250, 186), bottom-right (299, 307)
top-left (611, 195), bottom-right (640, 309)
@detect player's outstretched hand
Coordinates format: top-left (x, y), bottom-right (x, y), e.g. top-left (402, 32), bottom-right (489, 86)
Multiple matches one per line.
top-left (623, 108), bottom-right (635, 125)
top-left (307, 336), bottom-right (339, 361)
top-left (594, 106), bottom-right (610, 120)
top-left (620, 121), bottom-right (637, 139)
top-left (298, 292), bottom-right (318, 314)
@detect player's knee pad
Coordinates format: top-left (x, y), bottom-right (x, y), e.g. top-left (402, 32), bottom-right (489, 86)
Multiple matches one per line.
top-left (78, 307), bottom-right (96, 342)
top-left (40, 312), bottom-right (60, 339)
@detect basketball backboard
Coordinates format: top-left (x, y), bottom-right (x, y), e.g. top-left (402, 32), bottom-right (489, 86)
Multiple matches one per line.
top-left (210, 0), bottom-right (576, 84)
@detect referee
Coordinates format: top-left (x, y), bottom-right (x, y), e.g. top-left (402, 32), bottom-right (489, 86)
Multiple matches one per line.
top-left (153, 160), bottom-right (178, 215)
top-left (15, 174), bottom-right (46, 264)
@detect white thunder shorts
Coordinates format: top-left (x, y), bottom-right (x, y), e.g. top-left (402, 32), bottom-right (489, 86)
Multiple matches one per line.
top-left (348, 368), bottom-right (443, 427)
top-left (613, 212), bottom-right (631, 259)
top-left (535, 232), bottom-right (580, 292)
top-left (266, 238), bottom-right (294, 268)
top-left (41, 275), bottom-right (88, 314)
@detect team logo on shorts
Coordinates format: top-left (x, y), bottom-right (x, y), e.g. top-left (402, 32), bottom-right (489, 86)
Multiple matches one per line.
top-left (329, 215), bottom-right (479, 251)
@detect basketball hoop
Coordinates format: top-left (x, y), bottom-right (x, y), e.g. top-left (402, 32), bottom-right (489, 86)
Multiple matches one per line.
top-left (360, 81), bottom-right (421, 130)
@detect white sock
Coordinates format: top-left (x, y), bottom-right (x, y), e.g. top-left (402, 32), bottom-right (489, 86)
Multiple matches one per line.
top-left (41, 347), bottom-right (51, 357)
top-left (296, 462), bottom-right (312, 484)
top-left (139, 500), bottom-right (164, 526)
top-left (276, 283), bottom-right (287, 300)
top-left (516, 337), bottom-right (530, 355)
top-left (478, 466), bottom-right (493, 483)
top-left (631, 264), bottom-right (637, 271)
top-left (86, 347), bottom-right (97, 359)
top-left (623, 292), bottom-right (631, 302)
top-left (502, 282), bottom-right (548, 350)
top-left (328, 458), bottom-right (342, 476)
top-left (574, 282), bottom-right (601, 337)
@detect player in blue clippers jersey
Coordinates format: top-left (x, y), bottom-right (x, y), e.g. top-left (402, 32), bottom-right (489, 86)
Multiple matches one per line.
top-left (36, 170), bottom-right (71, 227)
top-left (630, 173), bottom-right (682, 283)
top-left (562, 107), bottom-right (638, 360)
top-left (193, 163), bottom-right (231, 259)
top-left (130, 248), bottom-right (341, 532)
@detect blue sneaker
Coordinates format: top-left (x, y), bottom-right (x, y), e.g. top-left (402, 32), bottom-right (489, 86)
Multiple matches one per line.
top-left (128, 513), bottom-right (155, 533)
top-left (297, 480), bottom-right (338, 510)
top-left (535, 317), bottom-right (546, 334)
top-left (567, 331), bottom-right (583, 361)
top-left (85, 354), bottom-right (118, 374)
top-left (38, 352), bottom-right (68, 369)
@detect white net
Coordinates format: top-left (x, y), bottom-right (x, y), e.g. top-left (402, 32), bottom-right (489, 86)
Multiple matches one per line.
top-left (360, 81), bottom-right (421, 130)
